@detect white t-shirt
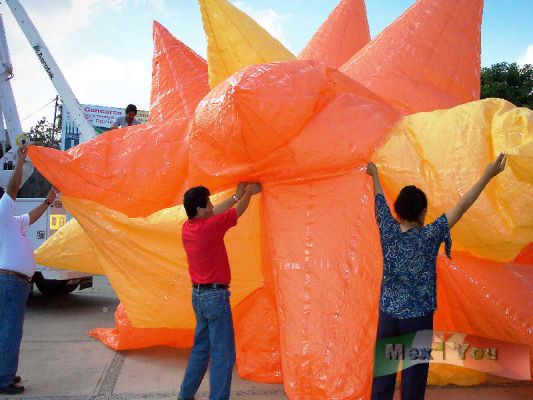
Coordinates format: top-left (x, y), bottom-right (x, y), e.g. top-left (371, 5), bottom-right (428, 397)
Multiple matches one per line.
top-left (112, 115), bottom-right (141, 128)
top-left (0, 194), bottom-right (35, 277)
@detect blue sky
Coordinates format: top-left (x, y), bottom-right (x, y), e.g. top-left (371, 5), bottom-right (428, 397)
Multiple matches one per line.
top-left (1, 0), bottom-right (531, 130)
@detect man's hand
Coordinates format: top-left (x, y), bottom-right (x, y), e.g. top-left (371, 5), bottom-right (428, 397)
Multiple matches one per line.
top-left (235, 182), bottom-right (247, 199)
top-left (7, 146), bottom-right (28, 200)
top-left (366, 162), bottom-right (378, 177)
top-left (484, 152), bottom-right (506, 179)
top-left (16, 146), bottom-right (28, 163)
top-left (46, 187), bottom-right (58, 204)
top-left (29, 187), bottom-right (58, 225)
top-left (246, 182), bottom-right (262, 195)
top-left (213, 182), bottom-right (250, 215)
top-left (236, 182), bottom-right (261, 217)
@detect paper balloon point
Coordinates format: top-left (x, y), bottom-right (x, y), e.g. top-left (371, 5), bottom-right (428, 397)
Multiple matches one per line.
top-left (299, 0), bottom-right (370, 68)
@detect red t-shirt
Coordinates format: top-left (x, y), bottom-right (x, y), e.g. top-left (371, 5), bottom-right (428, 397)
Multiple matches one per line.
top-left (182, 208), bottom-right (238, 284)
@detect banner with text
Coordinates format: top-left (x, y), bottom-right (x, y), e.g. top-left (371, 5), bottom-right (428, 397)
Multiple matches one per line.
top-left (61, 104), bottom-right (149, 150)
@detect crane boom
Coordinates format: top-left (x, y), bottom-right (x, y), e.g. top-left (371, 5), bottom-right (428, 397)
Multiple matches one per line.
top-left (4, 0), bottom-right (96, 143)
top-left (0, 12), bottom-right (33, 189)
top-left (0, 13), bottom-right (23, 148)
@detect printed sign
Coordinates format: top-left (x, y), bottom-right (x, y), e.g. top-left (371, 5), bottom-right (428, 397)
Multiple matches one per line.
top-left (61, 104), bottom-right (149, 150)
top-left (49, 214), bottom-right (66, 230)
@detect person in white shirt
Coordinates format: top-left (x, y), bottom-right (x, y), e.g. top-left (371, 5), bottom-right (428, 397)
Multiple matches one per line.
top-left (0, 146), bottom-right (56, 395)
top-left (110, 104), bottom-right (141, 130)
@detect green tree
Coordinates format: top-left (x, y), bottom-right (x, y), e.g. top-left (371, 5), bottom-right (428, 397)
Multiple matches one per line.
top-left (18, 103), bottom-right (63, 197)
top-left (481, 62), bottom-right (532, 108)
top-left (28, 117), bottom-right (60, 148)
top-left (28, 104), bottom-right (62, 149)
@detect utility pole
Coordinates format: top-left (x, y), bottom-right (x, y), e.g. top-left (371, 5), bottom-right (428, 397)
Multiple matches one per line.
top-left (52, 94), bottom-right (59, 146)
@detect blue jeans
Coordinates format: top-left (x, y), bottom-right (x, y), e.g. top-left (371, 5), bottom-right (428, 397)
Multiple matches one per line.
top-left (179, 288), bottom-right (235, 400)
top-left (0, 274), bottom-right (30, 388)
top-left (371, 309), bottom-right (434, 400)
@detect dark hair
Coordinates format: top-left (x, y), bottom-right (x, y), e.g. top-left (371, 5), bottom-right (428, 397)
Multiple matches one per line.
top-left (394, 185), bottom-right (427, 222)
top-left (125, 104), bottom-right (137, 114)
top-left (183, 186), bottom-right (210, 219)
top-left (0, 187), bottom-right (4, 198)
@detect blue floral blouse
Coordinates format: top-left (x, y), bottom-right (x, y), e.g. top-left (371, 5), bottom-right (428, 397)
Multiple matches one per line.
top-left (375, 194), bottom-right (452, 319)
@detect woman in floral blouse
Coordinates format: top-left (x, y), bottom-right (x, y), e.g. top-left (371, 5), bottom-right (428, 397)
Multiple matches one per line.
top-left (367, 153), bottom-right (507, 400)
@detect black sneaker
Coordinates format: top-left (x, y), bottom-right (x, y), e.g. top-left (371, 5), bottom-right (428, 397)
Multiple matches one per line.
top-left (0, 384), bottom-right (25, 395)
top-left (12, 376), bottom-right (21, 384)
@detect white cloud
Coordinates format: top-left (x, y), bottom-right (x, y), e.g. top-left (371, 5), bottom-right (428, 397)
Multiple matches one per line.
top-left (4, 1), bottom-right (124, 50)
top-left (131, 0), bottom-right (168, 15)
top-left (63, 54), bottom-right (151, 111)
top-left (518, 44), bottom-right (533, 66)
top-left (10, 51), bottom-right (152, 131)
top-left (232, 1), bottom-right (293, 51)
top-left (7, 46), bottom-right (59, 129)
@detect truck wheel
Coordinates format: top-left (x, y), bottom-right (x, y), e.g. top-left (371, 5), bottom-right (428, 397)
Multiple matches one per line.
top-left (33, 273), bottom-right (79, 295)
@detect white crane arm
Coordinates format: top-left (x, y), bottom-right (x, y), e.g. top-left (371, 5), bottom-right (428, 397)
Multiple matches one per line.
top-left (5, 0), bottom-right (96, 143)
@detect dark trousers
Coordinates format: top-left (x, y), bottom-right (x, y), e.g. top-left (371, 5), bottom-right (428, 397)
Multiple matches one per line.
top-left (371, 309), bottom-right (434, 400)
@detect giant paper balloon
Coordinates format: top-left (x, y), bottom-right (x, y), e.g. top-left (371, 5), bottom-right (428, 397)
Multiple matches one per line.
top-left (29, 0), bottom-right (533, 399)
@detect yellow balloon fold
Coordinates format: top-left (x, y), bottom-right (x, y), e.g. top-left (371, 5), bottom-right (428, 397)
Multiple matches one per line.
top-left (375, 99), bottom-right (533, 261)
top-left (36, 192), bottom-right (263, 329)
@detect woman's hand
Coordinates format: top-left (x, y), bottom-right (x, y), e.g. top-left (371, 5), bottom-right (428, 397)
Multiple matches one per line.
top-left (366, 162), bottom-right (378, 177)
top-left (484, 152), bottom-right (506, 179)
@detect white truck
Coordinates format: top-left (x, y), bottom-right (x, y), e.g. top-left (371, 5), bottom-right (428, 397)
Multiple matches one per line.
top-left (1, 0), bottom-right (98, 295)
top-left (14, 199), bottom-right (93, 295)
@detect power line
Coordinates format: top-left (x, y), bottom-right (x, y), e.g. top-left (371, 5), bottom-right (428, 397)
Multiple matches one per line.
top-left (20, 97), bottom-right (56, 122)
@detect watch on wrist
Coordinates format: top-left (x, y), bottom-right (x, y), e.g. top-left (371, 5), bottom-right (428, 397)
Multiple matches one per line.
top-left (232, 194), bottom-right (239, 202)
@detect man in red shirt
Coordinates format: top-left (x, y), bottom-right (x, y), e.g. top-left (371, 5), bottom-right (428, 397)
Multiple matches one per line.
top-left (178, 182), bottom-right (262, 400)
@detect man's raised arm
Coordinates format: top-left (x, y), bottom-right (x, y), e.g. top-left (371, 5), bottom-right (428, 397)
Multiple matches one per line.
top-left (28, 188), bottom-right (57, 225)
top-left (6, 147), bottom-right (27, 201)
top-left (213, 182), bottom-right (247, 215)
top-left (236, 183), bottom-right (262, 218)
